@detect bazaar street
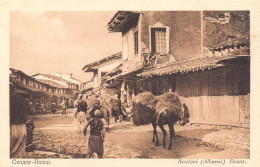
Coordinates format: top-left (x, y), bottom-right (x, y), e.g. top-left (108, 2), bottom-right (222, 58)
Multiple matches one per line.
top-left (25, 108), bottom-right (249, 159)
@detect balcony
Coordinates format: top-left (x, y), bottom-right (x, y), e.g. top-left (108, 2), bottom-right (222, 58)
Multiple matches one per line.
top-left (143, 53), bottom-right (171, 68)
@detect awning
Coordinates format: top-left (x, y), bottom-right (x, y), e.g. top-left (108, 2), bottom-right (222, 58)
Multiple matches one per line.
top-left (106, 67), bottom-right (142, 81)
top-left (138, 55), bottom-right (250, 77)
top-left (14, 88), bottom-right (29, 95)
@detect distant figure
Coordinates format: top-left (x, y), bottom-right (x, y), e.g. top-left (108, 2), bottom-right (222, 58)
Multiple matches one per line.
top-left (51, 103), bottom-right (56, 114)
top-left (112, 94), bottom-right (126, 122)
top-left (40, 98), bottom-right (45, 112)
top-left (35, 99), bottom-right (40, 113)
top-left (74, 94), bottom-right (88, 133)
top-left (112, 94), bottom-right (120, 122)
top-left (10, 82), bottom-right (28, 158)
top-left (83, 110), bottom-right (106, 158)
top-left (60, 100), bottom-right (67, 115)
top-left (26, 101), bottom-right (34, 147)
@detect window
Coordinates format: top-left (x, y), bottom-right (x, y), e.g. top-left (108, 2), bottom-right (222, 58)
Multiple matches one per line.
top-left (20, 76), bottom-right (23, 83)
top-left (101, 72), bottom-right (107, 77)
top-left (149, 23), bottom-right (169, 54)
top-left (134, 31), bottom-right (138, 54)
top-left (151, 28), bottom-right (167, 53)
top-left (123, 34), bottom-right (128, 60)
top-left (26, 78), bottom-right (29, 85)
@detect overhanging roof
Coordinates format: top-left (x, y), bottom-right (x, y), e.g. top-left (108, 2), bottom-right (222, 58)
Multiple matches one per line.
top-left (36, 79), bottom-right (68, 89)
top-left (82, 52), bottom-right (122, 72)
top-left (138, 55), bottom-right (250, 77)
top-left (108, 11), bottom-right (141, 32)
top-left (106, 67), bottom-right (142, 81)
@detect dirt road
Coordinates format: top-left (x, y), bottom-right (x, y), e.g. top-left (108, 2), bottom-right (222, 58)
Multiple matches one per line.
top-left (26, 109), bottom-right (249, 159)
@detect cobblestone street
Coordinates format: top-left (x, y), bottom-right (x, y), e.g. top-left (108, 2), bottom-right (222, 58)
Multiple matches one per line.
top-left (25, 109), bottom-right (250, 159)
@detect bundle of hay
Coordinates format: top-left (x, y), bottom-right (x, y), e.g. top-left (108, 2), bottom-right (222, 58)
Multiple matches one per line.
top-left (132, 92), bottom-right (158, 126)
top-left (101, 93), bottom-right (119, 112)
top-left (86, 98), bottom-right (98, 109)
top-left (155, 92), bottom-right (183, 120)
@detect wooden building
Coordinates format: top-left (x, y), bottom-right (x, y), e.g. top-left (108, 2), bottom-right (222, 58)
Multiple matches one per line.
top-left (106, 11), bottom-right (250, 127)
top-left (9, 68), bottom-right (70, 109)
top-left (82, 52), bottom-right (122, 94)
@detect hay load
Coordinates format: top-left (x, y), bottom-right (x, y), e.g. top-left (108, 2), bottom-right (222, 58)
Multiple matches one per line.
top-left (132, 92), bottom-right (158, 126)
top-left (155, 92), bottom-right (183, 121)
top-left (86, 98), bottom-right (98, 108)
top-left (101, 93), bottom-right (120, 113)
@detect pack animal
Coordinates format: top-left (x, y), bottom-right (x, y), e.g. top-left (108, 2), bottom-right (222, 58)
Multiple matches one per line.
top-left (86, 98), bottom-right (110, 132)
top-left (152, 103), bottom-right (190, 150)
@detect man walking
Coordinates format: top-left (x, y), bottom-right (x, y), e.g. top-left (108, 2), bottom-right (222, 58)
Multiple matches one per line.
top-left (83, 110), bottom-right (106, 158)
top-left (74, 94), bottom-right (88, 133)
top-left (60, 99), bottom-right (67, 115)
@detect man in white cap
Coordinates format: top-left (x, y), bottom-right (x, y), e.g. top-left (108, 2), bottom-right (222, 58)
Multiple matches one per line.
top-left (83, 109), bottom-right (106, 158)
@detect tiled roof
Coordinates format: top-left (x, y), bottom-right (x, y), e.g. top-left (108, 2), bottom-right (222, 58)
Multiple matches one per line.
top-left (10, 68), bottom-right (49, 86)
top-left (32, 73), bottom-right (74, 84)
top-left (36, 79), bottom-right (68, 89)
top-left (102, 63), bottom-right (122, 80)
top-left (138, 55), bottom-right (249, 77)
top-left (82, 52), bottom-right (122, 72)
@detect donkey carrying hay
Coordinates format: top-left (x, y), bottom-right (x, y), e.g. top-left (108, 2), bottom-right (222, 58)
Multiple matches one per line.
top-left (133, 92), bottom-right (190, 150)
top-left (152, 92), bottom-right (190, 150)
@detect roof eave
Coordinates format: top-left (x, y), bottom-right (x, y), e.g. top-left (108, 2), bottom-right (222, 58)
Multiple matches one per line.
top-left (108, 11), bottom-right (140, 32)
top-left (82, 52), bottom-right (122, 71)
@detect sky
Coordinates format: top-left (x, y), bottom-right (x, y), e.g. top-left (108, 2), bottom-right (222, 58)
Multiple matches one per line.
top-left (10, 11), bottom-right (122, 82)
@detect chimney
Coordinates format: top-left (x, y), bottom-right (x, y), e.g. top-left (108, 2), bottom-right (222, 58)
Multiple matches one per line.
top-left (70, 73), bottom-right (73, 78)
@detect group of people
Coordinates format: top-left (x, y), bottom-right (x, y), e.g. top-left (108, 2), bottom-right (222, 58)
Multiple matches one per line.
top-left (34, 98), bottom-right (45, 113)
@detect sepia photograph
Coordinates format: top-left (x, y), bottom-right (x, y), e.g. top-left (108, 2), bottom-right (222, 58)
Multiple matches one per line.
top-left (8, 10), bottom-right (252, 161)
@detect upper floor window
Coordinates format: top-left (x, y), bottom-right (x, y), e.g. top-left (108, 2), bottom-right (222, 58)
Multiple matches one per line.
top-left (123, 33), bottom-right (128, 60)
top-left (26, 78), bottom-right (29, 85)
top-left (149, 23), bottom-right (169, 54)
top-left (134, 31), bottom-right (138, 54)
top-left (101, 72), bottom-right (107, 77)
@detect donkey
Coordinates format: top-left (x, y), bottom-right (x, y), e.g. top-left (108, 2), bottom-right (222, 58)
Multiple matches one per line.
top-left (152, 103), bottom-right (190, 150)
top-left (99, 105), bottom-right (110, 131)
